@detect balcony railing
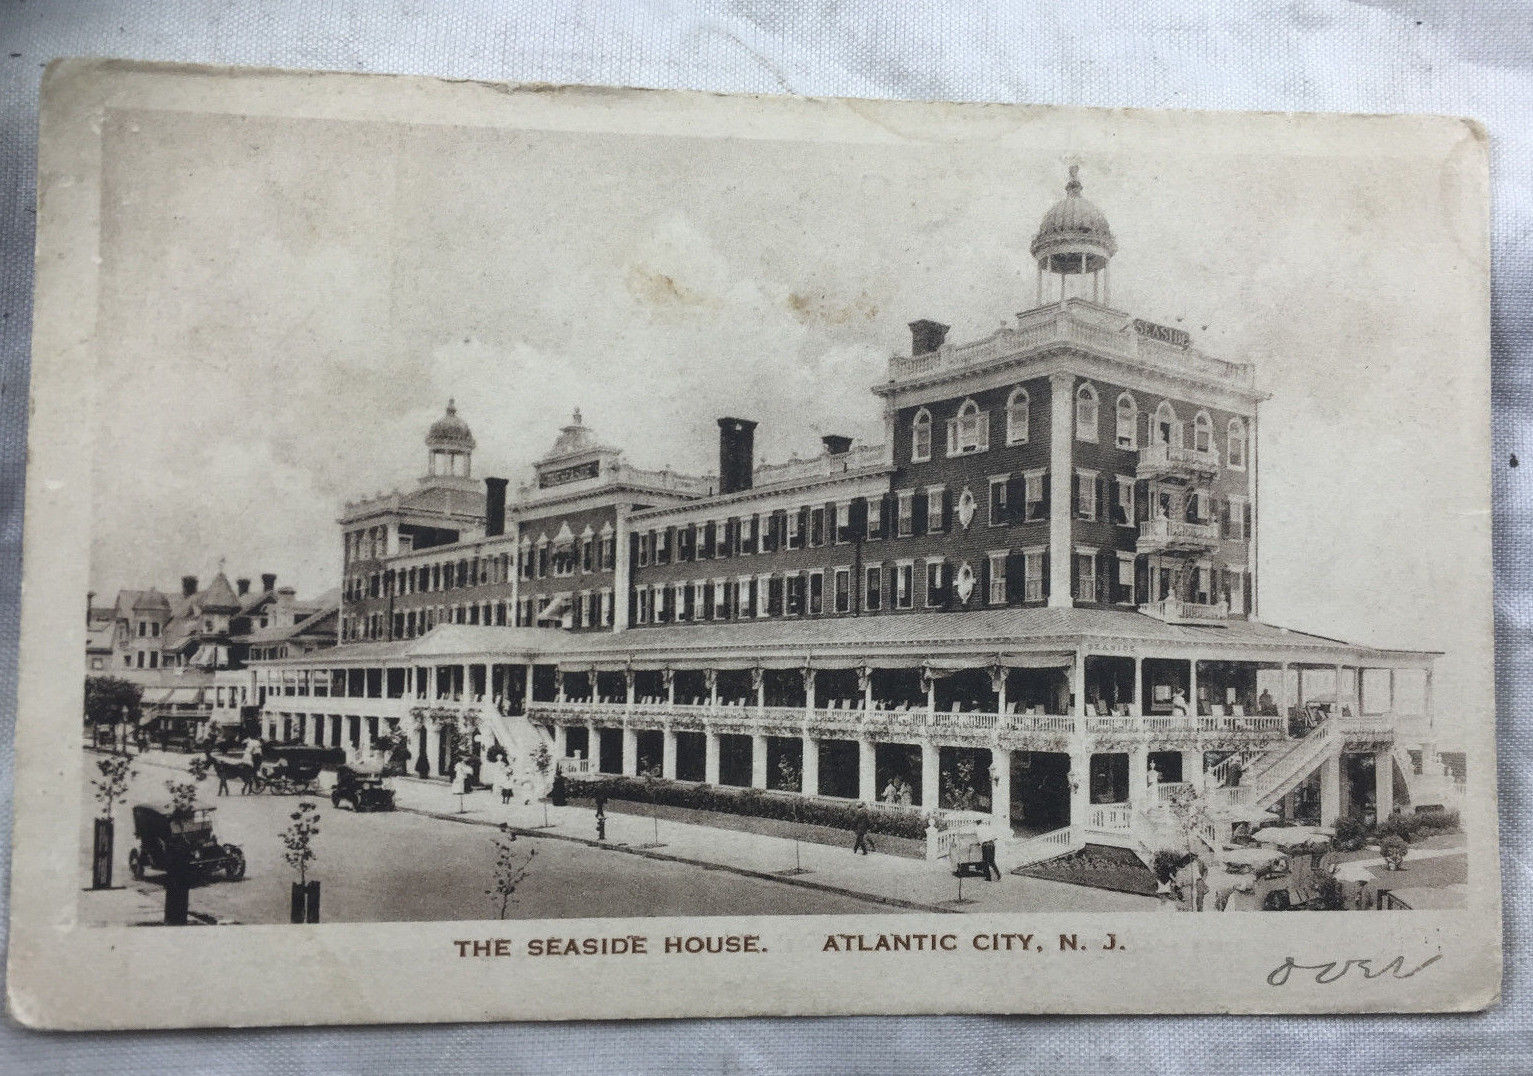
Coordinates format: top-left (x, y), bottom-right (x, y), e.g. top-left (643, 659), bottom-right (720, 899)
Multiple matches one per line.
top-left (1139, 596), bottom-right (1230, 624)
top-left (1135, 441), bottom-right (1220, 480)
top-left (1137, 518), bottom-right (1220, 555)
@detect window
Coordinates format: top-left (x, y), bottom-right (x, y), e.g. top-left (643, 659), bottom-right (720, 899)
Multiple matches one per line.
top-left (1075, 383), bottom-right (1099, 443)
top-left (1230, 569), bottom-right (1246, 614)
top-left (1074, 550), bottom-right (1098, 602)
top-left (988, 476), bottom-right (1008, 526)
top-left (1226, 496), bottom-right (1249, 541)
top-left (1116, 393), bottom-right (1137, 449)
top-left (834, 502), bottom-right (852, 544)
top-left (897, 490), bottom-right (915, 536)
top-left (988, 551), bottom-right (1007, 605)
top-left (756, 574), bottom-right (771, 618)
top-left (894, 563), bottom-right (914, 609)
top-left (1074, 469), bottom-right (1099, 522)
top-left (1228, 418), bottom-right (1247, 469)
top-left (926, 485), bottom-right (946, 532)
top-left (864, 565), bottom-right (883, 611)
top-left (786, 573), bottom-right (805, 616)
top-left (924, 560), bottom-right (945, 607)
top-left (808, 571), bottom-right (825, 615)
top-left (600, 532), bottom-right (615, 570)
top-left (1194, 411), bottom-right (1213, 454)
top-left (1155, 401), bottom-right (1179, 446)
top-left (833, 567), bottom-right (851, 614)
top-left (1024, 550), bottom-right (1045, 603)
top-left (1006, 387), bottom-right (1030, 444)
top-left (738, 575), bottom-right (755, 618)
top-left (1115, 476), bottom-right (1135, 526)
top-left (673, 582), bottom-right (689, 622)
top-left (655, 528), bottom-right (671, 564)
top-left (866, 497), bottom-right (882, 540)
top-left (946, 398), bottom-right (990, 456)
top-left (785, 510), bottom-right (802, 549)
top-left (713, 579), bottom-right (729, 620)
top-left (1024, 470), bottom-right (1046, 522)
top-left (911, 408), bottom-right (932, 463)
top-left (1116, 552), bottom-right (1136, 605)
top-left (809, 506), bottom-right (825, 547)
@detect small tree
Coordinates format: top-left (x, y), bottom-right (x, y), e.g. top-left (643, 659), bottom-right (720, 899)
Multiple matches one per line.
top-left (486, 824), bottom-right (537, 920)
top-left (775, 755), bottom-right (807, 876)
top-left (85, 675), bottom-right (142, 732)
top-left (638, 763), bottom-right (664, 848)
top-left (280, 802), bottom-right (322, 889)
top-left (1379, 834), bottom-right (1408, 872)
top-left (533, 742), bottom-right (553, 825)
top-left (165, 779), bottom-right (200, 818)
top-left (91, 756), bottom-right (135, 820)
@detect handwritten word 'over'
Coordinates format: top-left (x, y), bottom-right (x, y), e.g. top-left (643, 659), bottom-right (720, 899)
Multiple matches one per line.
top-left (1267, 954), bottom-right (1441, 986)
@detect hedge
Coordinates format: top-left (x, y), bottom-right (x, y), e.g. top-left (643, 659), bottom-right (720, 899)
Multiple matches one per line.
top-left (566, 776), bottom-right (929, 840)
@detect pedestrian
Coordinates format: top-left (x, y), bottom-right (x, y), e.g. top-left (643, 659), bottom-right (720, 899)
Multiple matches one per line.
top-left (595, 794), bottom-right (607, 841)
top-left (452, 756), bottom-right (472, 812)
top-left (494, 759), bottom-right (514, 806)
top-left (242, 732), bottom-right (263, 775)
top-left (976, 821), bottom-right (1002, 881)
top-left (851, 805), bottom-right (873, 855)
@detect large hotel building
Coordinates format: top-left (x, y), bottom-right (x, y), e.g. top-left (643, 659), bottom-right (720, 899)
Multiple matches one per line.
top-left (244, 169), bottom-right (1444, 862)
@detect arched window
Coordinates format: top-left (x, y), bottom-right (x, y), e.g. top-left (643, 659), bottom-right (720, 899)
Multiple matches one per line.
top-left (946, 398), bottom-right (990, 456)
top-left (911, 408), bottom-right (933, 463)
top-left (1193, 411), bottom-right (1213, 454)
top-left (1154, 401), bottom-right (1180, 447)
top-left (1006, 387), bottom-right (1030, 444)
top-left (1116, 393), bottom-right (1137, 450)
top-left (1075, 383), bottom-right (1099, 443)
top-left (1227, 418), bottom-right (1247, 469)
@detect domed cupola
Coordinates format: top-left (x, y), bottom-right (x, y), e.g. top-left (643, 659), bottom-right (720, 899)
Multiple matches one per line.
top-left (425, 398), bottom-right (475, 479)
top-left (1029, 165), bottom-right (1117, 305)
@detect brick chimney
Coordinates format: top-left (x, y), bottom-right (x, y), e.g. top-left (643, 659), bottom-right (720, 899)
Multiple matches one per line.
top-left (908, 319), bottom-right (949, 355)
top-left (484, 476), bottom-right (508, 537)
top-left (717, 417), bottom-right (758, 496)
top-left (261, 573), bottom-right (277, 592)
top-left (236, 577), bottom-right (250, 596)
top-left (181, 575), bottom-right (198, 597)
top-left (821, 434), bottom-right (852, 456)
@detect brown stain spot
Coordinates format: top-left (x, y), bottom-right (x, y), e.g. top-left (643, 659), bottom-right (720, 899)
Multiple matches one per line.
top-left (787, 290), bottom-right (879, 326)
top-left (625, 266), bottom-right (718, 312)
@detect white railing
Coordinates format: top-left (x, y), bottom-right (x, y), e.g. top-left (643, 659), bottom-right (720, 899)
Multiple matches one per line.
top-left (1000, 713), bottom-right (1077, 735)
top-left (557, 756), bottom-right (592, 775)
top-left (1138, 519), bottom-right (1221, 547)
top-left (750, 443), bottom-right (888, 489)
top-left (1088, 805), bottom-right (1134, 831)
top-left (1007, 826), bottom-right (1077, 868)
top-left (1140, 597), bottom-right (1229, 623)
top-left (1156, 781), bottom-right (1196, 804)
top-left (1137, 441), bottom-right (1220, 474)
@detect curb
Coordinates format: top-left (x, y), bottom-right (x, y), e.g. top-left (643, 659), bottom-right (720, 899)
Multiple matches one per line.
top-left (396, 805), bottom-right (960, 915)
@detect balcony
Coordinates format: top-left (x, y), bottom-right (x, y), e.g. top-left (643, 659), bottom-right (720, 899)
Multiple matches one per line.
top-left (1139, 596), bottom-right (1230, 625)
top-left (1135, 441), bottom-right (1220, 483)
top-left (1137, 517), bottom-right (1220, 556)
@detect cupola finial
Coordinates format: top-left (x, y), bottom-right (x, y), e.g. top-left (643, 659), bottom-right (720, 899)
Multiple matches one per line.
top-left (1066, 163), bottom-right (1081, 194)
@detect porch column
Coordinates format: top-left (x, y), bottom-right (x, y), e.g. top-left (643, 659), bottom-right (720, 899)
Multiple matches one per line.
top-left (1071, 650), bottom-right (1086, 718)
top-left (1132, 655), bottom-right (1143, 714)
top-left (552, 722), bottom-right (567, 762)
top-left (859, 666), bottom-right (874, 712)
top-left (664, 667), bottom-right (676, 707)
top-left (990, 746), bottom-right (1011, 829)
top-left (625, 670), bottom-right (635, 712)
top-left (1319, 754), bottom-right (1342, 825)
top-left (1375, 749), bottom-right (1395, 822)
top-left (1279, 662), bottom-right (1291, 717)
top-left (1189, 660), bottom-right (1200, 718)
top-left (1387, 668), bottom-right (1397, 713)
top-left (704, 727), bottom-right (721, 785)
top-left (1047, 370), bottom-right (1074, 608)
top-left (622, 726), bottom-right (638, 776)
top-left (1129, 744), bottom-right (1151, 813)
top-left (1069, 749), bottom-right (1091, 828)
top-left (556, 668), bottom-right (566, 704)
top-left (753, 667), bottom-right (766, 712)
top-left (707, 668), bottom-right (719, 708)
top-left (989, 664), bottom-right (1007, 720)
top-left (461, 663), bottom-right (470, 702)
top-left (858, 739), bottom-right (876, 803)
top-left (1423, 667), bottom-right (1435, 737)
top-left (752, 733), bottom-right (768, 789)
top-left (662, 725), bottom-right (677, 780)
top-left (523, 664), bottom-right (534, 711)
top-left (920, 740), bottom-right (939, 810)
top-left (1182, 749), bottom-right (1204, 790)
top-left (802, 667), bottom-right (818, 795)
top-left (586, 721), bottom-right (598, 766)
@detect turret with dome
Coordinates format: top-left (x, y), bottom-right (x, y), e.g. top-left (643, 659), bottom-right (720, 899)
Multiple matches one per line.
top-left (425, 398), bottom-right (476, 483)
top-left (1030, 165), bottom-right (1117, 306)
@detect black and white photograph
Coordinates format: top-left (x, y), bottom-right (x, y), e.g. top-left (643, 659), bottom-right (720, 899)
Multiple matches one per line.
top-left (8, 60), bottom-right (1499, 1026)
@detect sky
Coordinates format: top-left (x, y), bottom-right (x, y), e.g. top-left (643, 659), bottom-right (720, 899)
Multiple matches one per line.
top-left (85, 88), bottom-right (1490, 717)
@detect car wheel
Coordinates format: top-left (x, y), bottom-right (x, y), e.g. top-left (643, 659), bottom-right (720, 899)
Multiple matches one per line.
top-left (224, 846), bottom-right (246, 881)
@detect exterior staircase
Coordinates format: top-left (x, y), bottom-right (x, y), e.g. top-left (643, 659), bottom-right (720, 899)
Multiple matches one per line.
top-left (467, 701), bottom-right (557, 800)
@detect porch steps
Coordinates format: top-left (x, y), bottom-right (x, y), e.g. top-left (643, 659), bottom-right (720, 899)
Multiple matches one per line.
top-left (1247, 718), bottom-right (1341, 810)
top-left (1002, 826), bottom-right (1079, 869)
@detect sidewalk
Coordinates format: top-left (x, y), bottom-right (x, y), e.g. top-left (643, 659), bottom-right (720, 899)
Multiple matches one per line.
top-left (110, 750), bottom-right (1155, 914)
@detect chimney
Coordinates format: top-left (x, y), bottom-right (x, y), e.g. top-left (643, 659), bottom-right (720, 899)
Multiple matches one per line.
top-left (484, 477), bottom-right (508, 537)
top-left (821, 434), bottom-right (852, 456)
top-left (908, 319), bottom-right (950, 355)
top-left (181, 575), bottom-right (198, 597)
top-left (276, 586), bottom-right (296, 607)
top-left (261, 573), bottom-right (277, 592)
top-left (236, 577), bottom-right (250, 596)
top-left (717, 417), bottom-right (758, 496)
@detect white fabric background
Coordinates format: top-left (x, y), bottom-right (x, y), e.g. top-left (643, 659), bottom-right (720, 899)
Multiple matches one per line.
top-left (0, 1), bottom-right (1527, 1070)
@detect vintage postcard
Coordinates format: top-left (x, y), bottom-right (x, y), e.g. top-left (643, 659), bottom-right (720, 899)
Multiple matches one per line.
top-left (7, 59), bottom-right (1499, 1027)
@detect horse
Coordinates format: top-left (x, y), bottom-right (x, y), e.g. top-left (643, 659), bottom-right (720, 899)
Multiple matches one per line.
top-left (204, 751), bottom-right (257, 795)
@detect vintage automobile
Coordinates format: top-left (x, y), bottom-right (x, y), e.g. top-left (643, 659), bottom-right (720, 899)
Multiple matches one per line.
top-left (128, 805), bottom-right (246, 883)
top-left (331, 763), bottom-right (396, 812)
top-left (257, 744), bottom-right (345, 795)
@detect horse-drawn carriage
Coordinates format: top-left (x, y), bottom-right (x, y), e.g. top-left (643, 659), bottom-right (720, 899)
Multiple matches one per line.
top-left (257, 744), bottom-right (345, 795)
top-left (128, 805), bottom-right (246, 883)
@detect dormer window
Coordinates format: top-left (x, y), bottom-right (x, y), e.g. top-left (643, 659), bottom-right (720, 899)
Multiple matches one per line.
top-left (911, 408), bottom-right (933, 463)
top-left (1006, 387), bottom-right (1029, 445)
top-left (1075, 383), bottom-right (1099, 443)
top-left (946, 398), bottom-right (990, 456)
